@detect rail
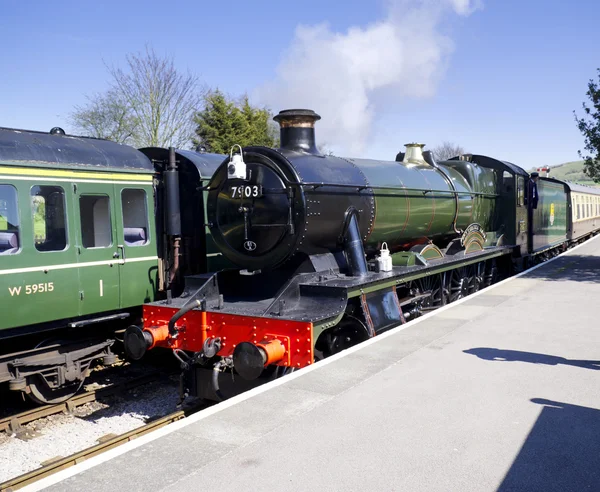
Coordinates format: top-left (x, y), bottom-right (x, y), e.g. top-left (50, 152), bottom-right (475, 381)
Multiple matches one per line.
top-left (0, 402), bottom-right (207, 491)
top-left (0, 372), bottom-right (161, 437)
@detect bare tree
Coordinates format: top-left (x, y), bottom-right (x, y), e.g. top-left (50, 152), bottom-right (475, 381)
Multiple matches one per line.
top-left (432, 141), bottom-right (466, 161)
top-left (71, 46), bottom-right (202, 148)
top-left (71, 90), bottom-right (136, 144)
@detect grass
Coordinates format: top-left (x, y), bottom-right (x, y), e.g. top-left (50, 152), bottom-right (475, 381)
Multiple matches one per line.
top-left (529, 160), bottom-right (600, 188)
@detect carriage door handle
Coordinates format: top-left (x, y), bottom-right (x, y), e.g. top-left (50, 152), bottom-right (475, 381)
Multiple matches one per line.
top-left (117, 245), bottom-right (126, 261)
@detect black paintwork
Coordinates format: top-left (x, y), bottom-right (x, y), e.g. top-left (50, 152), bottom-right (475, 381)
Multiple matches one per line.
top-left (150, 246), bottom-right (510, 325)
top-left (140, 148), bottom-right (227, 282)
top-left (0, 127), bottom-right (153, 171)
top-left (207, 147), bottom-right (375, 272)
top-left (139, 147), bottom-right (225, 179)
top-left (450, 154), bottom-right (529, 177)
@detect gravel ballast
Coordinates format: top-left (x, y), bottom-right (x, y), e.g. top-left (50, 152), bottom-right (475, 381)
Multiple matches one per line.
top-left (0, 376), bottom-right (181, 483)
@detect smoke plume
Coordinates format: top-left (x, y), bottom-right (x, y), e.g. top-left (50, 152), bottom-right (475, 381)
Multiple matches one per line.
top-left (256, 0), bottom-right (482, 155)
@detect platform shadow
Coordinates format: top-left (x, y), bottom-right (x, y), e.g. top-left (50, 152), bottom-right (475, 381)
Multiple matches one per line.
top-left (498, 398), bottom-right (600, 491)
top-left (463, 348), bottom-right (600, 370)
top-left (524, 254), bottom-right (600, 284)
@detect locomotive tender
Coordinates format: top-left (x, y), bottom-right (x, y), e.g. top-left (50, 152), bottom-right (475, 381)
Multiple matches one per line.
top-left (0, 127), bottom-right (225, 403)
top-left (126, 108), bottom-right (600, 402)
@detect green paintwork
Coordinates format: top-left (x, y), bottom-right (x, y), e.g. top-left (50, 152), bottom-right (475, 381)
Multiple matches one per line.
top-left (531, 179), bottom-right (568, 252)
top-left (515, 175), bottom-right (528, 254)
top-left (349, 158), bottom-right (497, 252)
top-left (346, 248), bottom-right (511, 299)
top-left (391, 251), bottom-right (427, 267)
top-left (0, 172), bottom-right (158, 331)
top-left (114, 184), bottom-right (158, 307)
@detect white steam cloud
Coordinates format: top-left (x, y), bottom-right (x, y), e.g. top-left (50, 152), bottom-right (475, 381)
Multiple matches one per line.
top-left (256, 0), bottom-right (482, 155)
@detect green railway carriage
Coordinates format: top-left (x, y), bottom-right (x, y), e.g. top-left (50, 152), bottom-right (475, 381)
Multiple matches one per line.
top-left (0, 129), bottom-right (158, 331)
top-left (530, 178), bottom-right (569, 254)
top-left (0, 127), bottom-right (159, 403)
top-left (0, 127), bottom-right (225, 404)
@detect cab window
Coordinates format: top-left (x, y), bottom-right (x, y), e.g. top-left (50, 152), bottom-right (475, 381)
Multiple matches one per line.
top-left (517, 177), bottom-right (524, 207)
top-left (121, 189), bottom-right (149, 246)
top-left (31, 185), bottom-right (67, 252)
top-left (80, 195), bottom-right (112, 248)
top-left (0, 184), bottom-right (19, 254)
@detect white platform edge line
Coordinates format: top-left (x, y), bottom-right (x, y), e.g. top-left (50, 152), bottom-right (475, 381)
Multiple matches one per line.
top-left (22, 235), bottom-right (599, 492)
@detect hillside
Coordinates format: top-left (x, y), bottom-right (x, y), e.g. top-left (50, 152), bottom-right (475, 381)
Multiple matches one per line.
top-left (530, 160), bottom-right (600, 188)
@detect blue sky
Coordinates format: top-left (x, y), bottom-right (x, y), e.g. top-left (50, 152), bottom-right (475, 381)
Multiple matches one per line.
top-left (1, 0), bottom-right (598, 168)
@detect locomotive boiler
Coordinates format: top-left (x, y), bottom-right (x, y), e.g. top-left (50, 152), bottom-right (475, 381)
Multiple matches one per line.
top-left (207, 109), bottom-right (497, 274)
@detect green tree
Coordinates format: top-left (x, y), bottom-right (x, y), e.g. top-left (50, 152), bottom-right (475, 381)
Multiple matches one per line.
top-left (193, 90), bottom-right (278, 154)
top-left (575, 68), bottom-right (600, 182)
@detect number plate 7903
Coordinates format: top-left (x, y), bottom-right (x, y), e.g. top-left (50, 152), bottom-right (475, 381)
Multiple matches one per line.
top-left (229, 185), bottom-right (263, 198)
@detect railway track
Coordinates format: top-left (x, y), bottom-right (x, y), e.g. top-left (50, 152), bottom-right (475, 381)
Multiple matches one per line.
top-left (0, 401), bottom-right (207, 492)
top-left (0, 372), bottom-right (162, 438)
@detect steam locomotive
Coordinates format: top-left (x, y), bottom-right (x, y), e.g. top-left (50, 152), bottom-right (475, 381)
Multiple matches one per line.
top-left (125, 109), bottom-right (600, 402)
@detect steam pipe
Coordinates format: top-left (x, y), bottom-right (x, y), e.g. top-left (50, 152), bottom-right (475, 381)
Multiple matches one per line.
top-left (165, 147), bottom-right (181, 235)
top-left (212, 360), bottom-right (226, 401)
top-left (168, 298), bottom-right (202, 336)
top-left (423, 150), bottom-right (463, 235)
top-left (166, 147), bottom-right (181, 285)
top-left (343, 209), bottom-right (368, 277)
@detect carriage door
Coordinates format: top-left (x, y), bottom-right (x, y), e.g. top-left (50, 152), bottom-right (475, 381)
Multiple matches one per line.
top-left (114, 186), bottom-right (157, 309)
top-left (516, 176), bottom-right (528, 255)
top-left (75, 184), bottom-right (120, 316)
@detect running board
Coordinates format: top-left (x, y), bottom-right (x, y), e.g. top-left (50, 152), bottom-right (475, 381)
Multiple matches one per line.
top-left (68, 313), bottom-right (130, 328)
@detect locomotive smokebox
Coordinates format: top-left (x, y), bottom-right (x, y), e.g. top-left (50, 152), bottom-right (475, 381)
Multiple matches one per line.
top-left (274, 109), bottom-right (321, 155)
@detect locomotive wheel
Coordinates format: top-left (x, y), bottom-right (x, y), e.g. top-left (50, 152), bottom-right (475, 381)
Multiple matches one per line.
top-left (411, 273), bottom-right (446, 310)
top-left (482, 259), bottom-right (499, 288)
top-left (27, 375), bottom-right (84, 405)
top-left (316, 315), bottom-right (370, 358)
top-left (26, 337), bottom-right (86, 404)
top-left (447, 265), bottom-right (479, 303)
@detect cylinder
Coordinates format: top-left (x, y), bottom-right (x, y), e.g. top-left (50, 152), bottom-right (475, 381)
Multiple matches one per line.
top-left (165, 147), bottom-right (181, 236)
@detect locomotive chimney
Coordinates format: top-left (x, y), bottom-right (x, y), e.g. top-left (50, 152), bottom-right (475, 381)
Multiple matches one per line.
top-left (402, 143), bottom-right (427, 166)
top-left (274, 109), bottom-right (321, 155)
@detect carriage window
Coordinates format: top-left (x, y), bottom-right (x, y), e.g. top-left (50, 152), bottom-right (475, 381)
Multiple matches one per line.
top-left (517, 177), bottom-right (524, 207)
top-left (583, 196), bottom-right (590, 218)
top-left (31, 185), bottom-right (67, 252)
top-left (586, 197), bottom-right (590, 218)
top-left (121, 189), bottom-right (149, 246)
top-left (0, 185), bottom-right (19, 254)
top-left (80, 195), bottom-right (112, 248)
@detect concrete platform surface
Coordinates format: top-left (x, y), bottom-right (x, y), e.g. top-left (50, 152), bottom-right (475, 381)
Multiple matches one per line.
top-left (33, 236), bottom-right (600, 492)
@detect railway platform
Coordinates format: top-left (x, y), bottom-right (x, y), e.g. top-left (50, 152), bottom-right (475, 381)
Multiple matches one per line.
top-left (29, 235), bottom-right (600, 492)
